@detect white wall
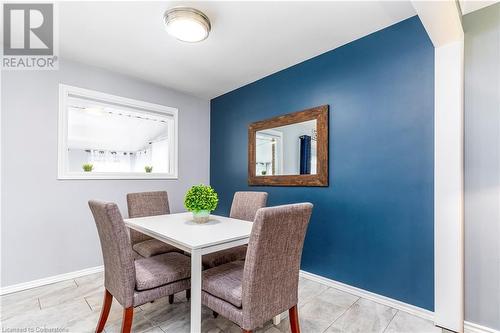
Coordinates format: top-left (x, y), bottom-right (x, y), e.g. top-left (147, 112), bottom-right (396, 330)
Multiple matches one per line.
top-left (1, 59), bottom-right (210, 287)
top-left (463, 4), bottom-right (500, 331)
top-left (411, 2), bottom-right (465, 331)
top-left (433, 40), bottom-right (465, 333)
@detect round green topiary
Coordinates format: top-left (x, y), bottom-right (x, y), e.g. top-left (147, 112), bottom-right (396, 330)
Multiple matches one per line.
top-left (184, 184), bottom-right (218, 213)
top-left (82, 163), bottom-right (93, 172)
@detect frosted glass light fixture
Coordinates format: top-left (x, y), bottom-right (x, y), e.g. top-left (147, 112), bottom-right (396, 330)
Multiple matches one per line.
top-left (164, 7), bottom-right (211, 43)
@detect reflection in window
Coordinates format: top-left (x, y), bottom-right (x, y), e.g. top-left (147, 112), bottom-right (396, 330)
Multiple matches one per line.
top-left (59, 85), bottom-right (177, 179)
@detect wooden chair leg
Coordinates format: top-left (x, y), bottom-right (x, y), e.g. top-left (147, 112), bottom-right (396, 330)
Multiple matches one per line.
top-left (95, 289), bottom-right (112, 333)
top-left (289, 305), bottom-right (300, 333)
top-left (121, 307), bottom-right (134, 333)
top-left (186, 289), bottom-right (191, 300)
top-left (168, 294), bottom-right (174, 304)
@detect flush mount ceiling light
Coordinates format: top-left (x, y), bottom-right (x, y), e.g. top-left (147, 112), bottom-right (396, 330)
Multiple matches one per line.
top-left (163, 7), bottom-right (211, 43)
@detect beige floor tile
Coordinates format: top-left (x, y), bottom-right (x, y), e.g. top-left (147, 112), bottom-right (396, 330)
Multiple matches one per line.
top-left (259, 319), bottom-right (291, 333)
top-left (1, 298), bottom-right (99, 333)
top-left (84, 287), bottom-right (116, 313)
top-left (384, 311), bottom-right (441, 333)
top-left (36, 278), bottom-right (101, 309)
top-left (298, 277), bottom-right (330, 306)
top-left (74, 271), bottom-right (104, 288)
top-left (104, 309), bottom-right (155, 333)
top-left (210, 313), bottom-right (242, 333)
top-left (157, 303), bottom-right (212, 332)
top-left (74, 273), bottom-right (106, 298)
top-left (3, 279), bottom-right (77, 305)
top-left (1, 275), bottom-right (438, 333)
top-left (142, 327), bottom-right (167, 333)
top-left (0, 293), bottom-right (40, 321)
top-left (295, 287), bottom-right (359, 333)
top-left (325, 298), bottom-right (397, 333)
top-left (142, 296), bottom-right (190, 326)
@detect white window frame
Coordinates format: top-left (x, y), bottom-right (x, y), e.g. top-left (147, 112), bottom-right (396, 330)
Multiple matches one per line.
top-left (58, 84), bottom-right (178, 180)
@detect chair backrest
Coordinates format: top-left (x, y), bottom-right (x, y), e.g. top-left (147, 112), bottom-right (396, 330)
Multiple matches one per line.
top-left (88, 200), bottom-right (136, 308)
top-left (126, 191), bottom-right (170, 244)
top-left (229, 191), bottom-right (268, 222)
top-left (241, 203), bottom-right (313, 329)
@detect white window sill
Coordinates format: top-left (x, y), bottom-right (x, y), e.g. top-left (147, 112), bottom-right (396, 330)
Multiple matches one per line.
top-left (57, 172), bottom-right (178, 180)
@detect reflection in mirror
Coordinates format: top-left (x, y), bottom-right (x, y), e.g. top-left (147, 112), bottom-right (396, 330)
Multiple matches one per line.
top-left (256, 120), bottom-right (317, 176)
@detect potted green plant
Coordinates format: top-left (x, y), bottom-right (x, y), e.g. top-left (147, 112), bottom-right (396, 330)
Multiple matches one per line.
top-left (145, 166), bottom-right (153, 173)
top-left (184, 184), bottom-right (218, 223)
top-left (82, 163), bottom-right (93, 172)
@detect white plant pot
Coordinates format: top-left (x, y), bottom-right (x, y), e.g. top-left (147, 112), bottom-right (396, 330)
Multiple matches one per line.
top-left (192, 210), bottom-right (210, 223)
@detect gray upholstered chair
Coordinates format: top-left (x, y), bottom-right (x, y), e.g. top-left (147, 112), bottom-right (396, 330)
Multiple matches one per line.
top-left (229, 191), bottom-right (269, 221)
top-left (127, 191), bottom-right (190, 303)
top-left (202, 191), bottom-right (268, 269)
top-left (127, 191), bottom-right (183, 258)
top-left (89, 200), bottom-right (191, 333)
top-left (202, 203), bottom-right (313, 333)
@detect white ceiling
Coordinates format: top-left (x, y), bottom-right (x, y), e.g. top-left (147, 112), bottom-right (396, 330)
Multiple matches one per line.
top-left (60, 1), bottom-right (417, 99)
top-left (59, 1), bottom-right (497, 100)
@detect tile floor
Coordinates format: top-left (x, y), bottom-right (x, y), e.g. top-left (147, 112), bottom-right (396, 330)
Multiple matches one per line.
top-left (0, 272), bottom-right (443, 333)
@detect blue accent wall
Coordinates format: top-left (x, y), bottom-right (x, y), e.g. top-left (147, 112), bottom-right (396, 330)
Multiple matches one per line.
top-left (210, 16), bottom-right (434, 310)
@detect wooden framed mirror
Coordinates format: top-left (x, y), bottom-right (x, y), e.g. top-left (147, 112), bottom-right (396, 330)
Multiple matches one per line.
top-left (248, 105), bottom-right (329, 186)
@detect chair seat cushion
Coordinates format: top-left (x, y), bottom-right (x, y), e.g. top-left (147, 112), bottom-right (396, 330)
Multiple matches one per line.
top-left (135, 252), bottom-right (191, 291)
top-left (202, 260), bottom-right (244, 308)
top-left (202, 245), bottom-right (247, 269)
top-left (132, 251), bottom-right (143, 261)
top-left (133, 239), bottom-right (182, 258)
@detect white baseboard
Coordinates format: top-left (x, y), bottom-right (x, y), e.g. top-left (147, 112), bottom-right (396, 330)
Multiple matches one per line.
top-left (300, 270), bottom-right (434, 321)
top-left (464, 321), bottom-right (500, 333)
top-left (0, 265), bottom-right (104, 296)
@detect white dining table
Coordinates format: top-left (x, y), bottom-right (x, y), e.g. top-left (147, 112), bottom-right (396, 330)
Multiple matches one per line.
top-left (124, 212), bottom-right (281, 333)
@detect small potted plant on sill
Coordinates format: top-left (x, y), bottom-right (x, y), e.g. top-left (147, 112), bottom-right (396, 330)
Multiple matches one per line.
top-left (184, 184), bottom-right (218, 224)
top-left (145, 166), bottom-right (153, 173)
top-left (82, 163), bottom-right (93, 172)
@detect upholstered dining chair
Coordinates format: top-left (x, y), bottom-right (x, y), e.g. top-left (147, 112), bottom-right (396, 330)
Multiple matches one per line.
top-left (201, 203), bottom-right (313, 333)
top-left (127, 191), bottom-right (189, 303)
top-left (127, 191), bottom-right (182, 258)
top-left (89, 200), bottom-right (191, 333)
top-left (202, 191), bottom-right (268, 269)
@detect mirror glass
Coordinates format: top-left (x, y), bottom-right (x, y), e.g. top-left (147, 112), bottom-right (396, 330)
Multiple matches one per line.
top-left (255, 120), bottom-right (317, 176)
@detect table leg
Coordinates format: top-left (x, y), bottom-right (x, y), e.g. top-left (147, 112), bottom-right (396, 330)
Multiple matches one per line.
top-left (273, 314), bottom-right (281, 325)
top-left (190, 249), bottom-right (202, 333)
